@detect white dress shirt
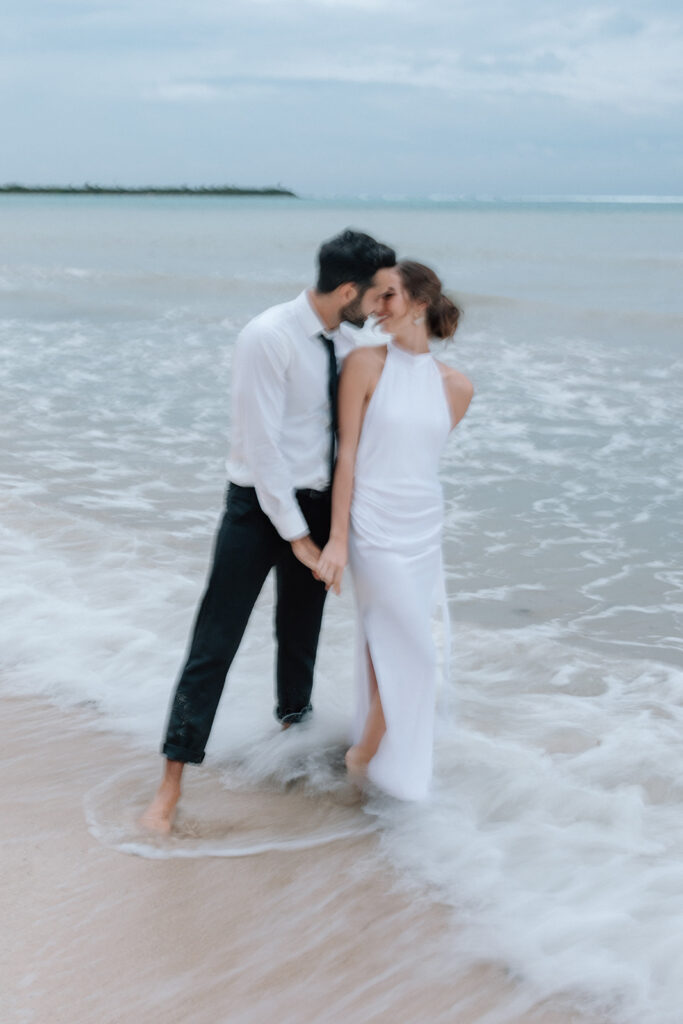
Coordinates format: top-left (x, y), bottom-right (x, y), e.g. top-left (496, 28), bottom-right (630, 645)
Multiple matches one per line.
top-left (226, 290), bottom-right (359, 541)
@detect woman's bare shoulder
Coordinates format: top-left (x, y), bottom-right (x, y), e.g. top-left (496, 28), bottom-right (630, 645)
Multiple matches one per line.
top-left (434, 360), bottom-right (474, 426)
top-left (435, 360), bottom-right (474, 395)
top-left (342, 344), bottom-right (388, 381)
top-left (344, 344), bottom-right (388, 367)
top-left (339, 344), bottom-right (387, 410)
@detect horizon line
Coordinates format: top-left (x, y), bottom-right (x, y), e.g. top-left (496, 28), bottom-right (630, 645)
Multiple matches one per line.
top-left (2, 185), bottom-right (682, 204)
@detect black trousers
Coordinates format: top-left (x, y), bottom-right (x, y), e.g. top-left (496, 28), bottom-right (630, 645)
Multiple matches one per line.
top-left (162, 483), bottom-right (331, 764)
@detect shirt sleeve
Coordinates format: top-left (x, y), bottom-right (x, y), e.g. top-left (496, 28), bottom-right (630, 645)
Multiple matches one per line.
top-left (238, 324), bottom-right (310, 541)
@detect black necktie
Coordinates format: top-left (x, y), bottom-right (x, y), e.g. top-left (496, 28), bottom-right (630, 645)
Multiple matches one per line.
top-left (318, 332), bottom-right (339, 485)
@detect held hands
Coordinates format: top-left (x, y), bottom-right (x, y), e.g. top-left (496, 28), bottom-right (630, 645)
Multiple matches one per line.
top-left (290, 534), bottom-right (347, 594)
top-left (291, 535), bottom-right (323, 572)
top-left (316, 538), bottom-right (347, 595)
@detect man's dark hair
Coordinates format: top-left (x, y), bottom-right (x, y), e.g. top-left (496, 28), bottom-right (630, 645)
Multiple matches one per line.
top-left (316, 229), bottom-right (396, 294)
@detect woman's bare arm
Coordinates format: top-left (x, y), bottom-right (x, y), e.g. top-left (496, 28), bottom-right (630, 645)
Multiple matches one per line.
top-left (316, 347), bottom-right (384, 593)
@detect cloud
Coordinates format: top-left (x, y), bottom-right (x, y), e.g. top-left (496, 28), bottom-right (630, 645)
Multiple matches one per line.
top-left (6, 2), bottom-right (683, 112)
top-left (118, 5), bottom-right (683, 115)
top-left (143, 14), bottom-right (682, 116)
top-left (1, 0), bottom-right (682, 193)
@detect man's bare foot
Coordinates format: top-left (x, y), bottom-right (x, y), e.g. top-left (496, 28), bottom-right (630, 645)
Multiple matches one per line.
top-left (345, 745), bottom-right (370, 780)
top-left (139, 781), bottom-right (180, 834)
top-left (139, 761), bottom-right (184, 834)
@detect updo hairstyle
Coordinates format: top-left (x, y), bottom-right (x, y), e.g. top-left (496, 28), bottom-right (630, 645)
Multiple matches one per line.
top-left (397, 260), bottom-right (461, 340)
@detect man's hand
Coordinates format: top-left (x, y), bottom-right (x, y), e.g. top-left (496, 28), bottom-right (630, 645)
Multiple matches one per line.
top-left (316, 538), bottom-right (347, 595)
top-left (291, 535), bottom-right (322, 573)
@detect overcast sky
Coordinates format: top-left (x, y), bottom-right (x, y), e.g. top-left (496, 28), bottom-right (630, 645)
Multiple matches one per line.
top-left (3, 0), bottom-right (682, 196)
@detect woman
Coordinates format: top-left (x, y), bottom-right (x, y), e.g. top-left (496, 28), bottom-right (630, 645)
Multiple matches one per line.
top-left (316, 261), bottom-right (473, 800)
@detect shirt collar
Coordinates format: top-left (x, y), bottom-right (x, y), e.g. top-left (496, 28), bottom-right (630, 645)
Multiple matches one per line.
top-left (294, 289), bottom-right (365, 357)
top-left (295, 289), bottom-right (336, 341)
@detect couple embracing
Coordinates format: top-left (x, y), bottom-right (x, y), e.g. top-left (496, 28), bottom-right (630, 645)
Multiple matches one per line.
top-left (142, 229), bottom-right (473, 833)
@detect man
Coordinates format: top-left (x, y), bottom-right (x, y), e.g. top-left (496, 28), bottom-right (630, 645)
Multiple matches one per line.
top-left (141, 229), bottom-right (396, 832)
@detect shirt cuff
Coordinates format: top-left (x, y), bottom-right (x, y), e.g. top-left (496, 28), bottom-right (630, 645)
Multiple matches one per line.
top-left (274, 505), bottom-right (310, 542)
top-left (288, 528), bottom-right (311, 543)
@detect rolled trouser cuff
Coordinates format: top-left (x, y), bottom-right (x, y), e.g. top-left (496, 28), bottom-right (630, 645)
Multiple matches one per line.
top-left (162, 741), bottom-right (205, 764)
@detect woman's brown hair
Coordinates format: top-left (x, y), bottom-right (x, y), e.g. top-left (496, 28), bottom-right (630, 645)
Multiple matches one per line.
top-left (397, 260), bottom-right (461, 340)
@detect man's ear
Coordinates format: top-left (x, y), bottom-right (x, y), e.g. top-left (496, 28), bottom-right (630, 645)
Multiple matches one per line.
top-left (337, 282), bottom-right (358, 305)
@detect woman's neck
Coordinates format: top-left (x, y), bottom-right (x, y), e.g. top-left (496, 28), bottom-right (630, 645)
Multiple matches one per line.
top-left (391, 324), bottom-right (430, 354)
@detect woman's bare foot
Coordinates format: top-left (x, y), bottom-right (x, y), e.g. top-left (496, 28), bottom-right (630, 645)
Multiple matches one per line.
top-left (139, 760), bottom-right (183, 834)
top-left (345, 745), bottom-right (370, 780)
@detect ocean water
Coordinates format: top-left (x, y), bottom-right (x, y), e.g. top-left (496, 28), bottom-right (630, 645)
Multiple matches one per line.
top-left (2, 195), bottom-right (682, 1022)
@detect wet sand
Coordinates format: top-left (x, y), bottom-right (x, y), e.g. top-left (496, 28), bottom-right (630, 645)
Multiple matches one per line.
top-left (1, 695), bottom-right (597, 1024)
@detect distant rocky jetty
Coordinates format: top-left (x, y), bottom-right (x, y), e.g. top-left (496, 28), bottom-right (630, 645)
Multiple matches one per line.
top-left (0, 183), bottom-right (297, 197)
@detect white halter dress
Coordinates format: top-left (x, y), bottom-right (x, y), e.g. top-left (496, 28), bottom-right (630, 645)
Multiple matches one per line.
top-left (348, 339), bottom-right (453, 800)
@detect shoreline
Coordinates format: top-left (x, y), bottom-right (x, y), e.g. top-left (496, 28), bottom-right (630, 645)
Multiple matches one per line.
top-left (0, 185), bottom-right (296, 198)
top-left (0, 691), bottom-right (600, 1024)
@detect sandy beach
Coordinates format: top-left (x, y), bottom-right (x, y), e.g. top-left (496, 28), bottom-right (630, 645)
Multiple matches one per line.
top-left (1, 694), bottom-right (599, 1024)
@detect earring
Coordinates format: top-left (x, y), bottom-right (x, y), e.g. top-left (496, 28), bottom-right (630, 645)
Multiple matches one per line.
top-left (413, 314), bottom-right (425, 325)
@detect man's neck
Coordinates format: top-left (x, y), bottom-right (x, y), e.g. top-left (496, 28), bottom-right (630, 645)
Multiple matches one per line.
top-left (308, 289), bottom-right (341, 332)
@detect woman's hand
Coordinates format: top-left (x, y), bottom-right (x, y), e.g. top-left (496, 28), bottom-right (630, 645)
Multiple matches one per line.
top-left (290, 535), bottom-right (322, 572)
top-left (316, 538), bottom-right (348, 595)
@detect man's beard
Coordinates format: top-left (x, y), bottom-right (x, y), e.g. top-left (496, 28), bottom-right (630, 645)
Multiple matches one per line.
top-left (339, 294), bottom-right (367, 328)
